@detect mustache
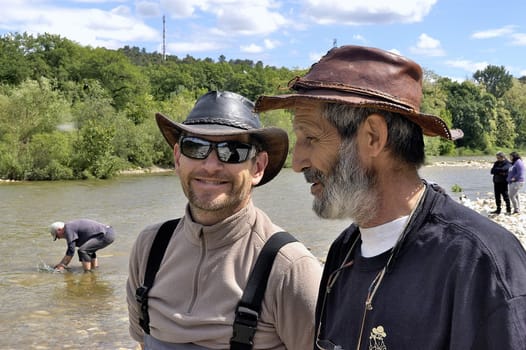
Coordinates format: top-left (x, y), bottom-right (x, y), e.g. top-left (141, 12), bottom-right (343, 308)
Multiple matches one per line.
top-left (191, 169), bottom-right (231, 182)
top-left (303, 168), bottom-right (325, 184)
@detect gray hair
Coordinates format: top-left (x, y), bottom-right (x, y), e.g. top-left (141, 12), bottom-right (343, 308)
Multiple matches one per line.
top-left (49, 221), bottom-right (65, 240)
top-left (323, 103), bottom-right (426, 167)
top-left (49, 221), bottom-right (64, 234)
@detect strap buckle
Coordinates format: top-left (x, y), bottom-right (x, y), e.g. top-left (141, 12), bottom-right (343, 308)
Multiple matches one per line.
top-left (230, 306), bottom-right (259, 346)
top-left (135, 285), bottom-right (149, 304)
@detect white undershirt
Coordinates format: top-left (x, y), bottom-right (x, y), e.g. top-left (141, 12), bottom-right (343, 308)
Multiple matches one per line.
top-left (360, 215), bottom-right (409, 258)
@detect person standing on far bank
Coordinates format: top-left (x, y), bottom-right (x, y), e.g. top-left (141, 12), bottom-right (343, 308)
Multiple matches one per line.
top-left (126, 91), bottom-right (322, 350)
top-left (49, 219), bottom-right (115, 272)
top-left (255, 45), bottom-right (526, 350)
top-left (508, 151), bottom-right (525, 214)
top-left (490, 151), bottom-right (511, 215)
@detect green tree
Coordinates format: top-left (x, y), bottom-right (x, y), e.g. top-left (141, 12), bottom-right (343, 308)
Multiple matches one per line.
top-left (493, 101), bottom-right (516, 148)
top-left (71, 80), bottom-right (115, 128)
top-left (0, 79), bottom-right (69, 145)
top-left (421, 74), bottom-right (455, 155)
top-left (72, 119), bottom-right (121, 179)
top-left (473, 65), bottom-right (513, 98)
top-left (145, 61), bottom-right (196, 100)
top-left (80, 47), bottom-right (150, 111)
top-left (445, 80), bottom-right (499, 151)
top-left (0, 34), bottom-right (31, 85)
top-left (26, 131), bottom-right (74, 180)
top-left (112, 114), bottom-right (157, 168)
top-left (502, 79), bottom-right (526, 147)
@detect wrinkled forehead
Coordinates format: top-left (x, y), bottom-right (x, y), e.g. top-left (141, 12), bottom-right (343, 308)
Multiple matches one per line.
top-left (292, 101), bottom-right (334, 133)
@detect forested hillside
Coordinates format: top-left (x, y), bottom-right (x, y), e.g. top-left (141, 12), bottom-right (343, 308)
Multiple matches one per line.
top-left (1, 32), bottom-right (525, 180)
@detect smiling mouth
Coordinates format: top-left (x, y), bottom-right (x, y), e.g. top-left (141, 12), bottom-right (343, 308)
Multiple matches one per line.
top-left (195, 178), bottom-right (228, 185)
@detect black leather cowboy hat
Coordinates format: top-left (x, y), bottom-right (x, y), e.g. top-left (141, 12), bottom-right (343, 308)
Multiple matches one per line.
top-left (255, 45), bottom-right (463, 140)
top-left (156, 91), bottom-right (289, 187)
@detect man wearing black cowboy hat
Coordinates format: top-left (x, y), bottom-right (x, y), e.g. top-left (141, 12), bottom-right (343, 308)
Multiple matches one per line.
top-left (126, 91), bottom-right (322, 350)
top-left (256, 46), bottom-right (526, 349)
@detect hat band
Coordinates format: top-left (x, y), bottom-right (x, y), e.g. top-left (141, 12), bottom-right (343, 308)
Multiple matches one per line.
top-left (290, 77), bottom-right (417, 111)
top-left (184, 118), bottom-right (254, 130)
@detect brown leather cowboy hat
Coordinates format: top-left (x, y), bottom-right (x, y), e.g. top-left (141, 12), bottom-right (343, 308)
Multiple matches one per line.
top-left (255, 45), bottom-right (463, 140)
top-left (156, 91), bottom-right (289, 187)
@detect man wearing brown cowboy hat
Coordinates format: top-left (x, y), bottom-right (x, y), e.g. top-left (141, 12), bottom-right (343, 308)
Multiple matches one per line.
top-left (126, 91), bottom-right (322, 350)
top-left (256, 46), bottom-right (526, 349)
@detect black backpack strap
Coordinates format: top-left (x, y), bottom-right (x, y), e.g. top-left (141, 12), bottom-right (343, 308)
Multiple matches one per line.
top-left (230, 231), bottom-right (298, 350)
top-left (135, 218), bottom-right (180, 335)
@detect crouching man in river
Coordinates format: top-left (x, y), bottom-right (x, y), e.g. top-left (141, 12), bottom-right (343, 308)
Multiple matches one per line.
top-left (49, 219), bottom-right (115, 272)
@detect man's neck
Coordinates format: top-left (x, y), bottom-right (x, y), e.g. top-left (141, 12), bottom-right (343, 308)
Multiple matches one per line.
top-left (361, 170), bottom-right (424, 228)
top-left (189, 198), bottom-right (251, 226)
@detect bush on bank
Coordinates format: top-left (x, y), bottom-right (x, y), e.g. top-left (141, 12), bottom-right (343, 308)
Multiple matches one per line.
top-left (1, 32), bottom-right (525, 180)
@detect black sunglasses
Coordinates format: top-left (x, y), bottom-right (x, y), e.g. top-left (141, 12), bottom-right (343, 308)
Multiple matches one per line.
top-left (179, 136), bottom-right (258, 164)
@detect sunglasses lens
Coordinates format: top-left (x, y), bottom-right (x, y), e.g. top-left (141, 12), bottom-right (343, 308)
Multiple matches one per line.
top-left (180, 137), bottom-right (212, 160)
top-left (217, 142), bottom-right (253, 163)
top-left (180, 137), bottom-right (255, 164)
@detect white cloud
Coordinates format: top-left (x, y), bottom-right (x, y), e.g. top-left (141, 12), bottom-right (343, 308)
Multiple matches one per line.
top-left (309, 51), bottom-right (324, 63)
top-left (471, 25), bottom-right (516, 39)
top-left (215, 5), bottom-right (287, 36)
top-left (160, 0), bottom-right (201, 18)
top-left (167, 41), bottom-right (224, 53)
top-left (111, 5), bottom-right (132, 17)
top-left (240, 43), bottom-right (263, 53)
top-left (510, 33), bottom-right (526, 46)
top-left (471, 25), bottom-right (526, 49)
top-left (136, 1), bottom-right (161, 18)
top-left (302, 0), bottom-right (437, 25)
top-left (160, 1), bottom-right (287, 36)
top-left (0, 2), bottom-right (158, 49)
top-left (409, 33), bottom-right (445, 56)
top-left (73, 0), bottom-right (128, 3)
top-left (447, 76), bottom-right (469, 83)
top-left (264, 38), bottom-right (280, 49)
top-left (352, 34), bottom-right (367, 43)
top-left (158, 1), bottom-right (288, 59)
top-left (445, 59), bottom-right (489, 73)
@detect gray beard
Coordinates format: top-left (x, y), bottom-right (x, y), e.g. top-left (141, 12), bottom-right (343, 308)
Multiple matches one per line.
top-left (305, 138), bottom-right (379, 225)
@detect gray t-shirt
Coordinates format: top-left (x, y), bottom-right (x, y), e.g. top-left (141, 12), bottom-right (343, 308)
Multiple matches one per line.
top-left (64, 219), bottom-right (112, 256)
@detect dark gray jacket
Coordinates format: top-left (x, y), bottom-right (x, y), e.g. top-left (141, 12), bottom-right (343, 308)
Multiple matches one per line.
top-left (315, 183), bottom-right (526, 350)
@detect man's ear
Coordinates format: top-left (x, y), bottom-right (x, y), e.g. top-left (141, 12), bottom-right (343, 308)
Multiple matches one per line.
top-left (360, 113), bottom-right (388, 157)
top-left (251, 151), bottom-right (269, 186)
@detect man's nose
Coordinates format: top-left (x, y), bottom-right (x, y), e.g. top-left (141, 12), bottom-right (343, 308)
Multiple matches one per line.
top-left (291, 143), bottom-right (310, 173)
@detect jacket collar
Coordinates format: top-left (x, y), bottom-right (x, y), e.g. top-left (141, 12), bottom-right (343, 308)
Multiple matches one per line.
top-left (182, 201), bottom-right (257, 249)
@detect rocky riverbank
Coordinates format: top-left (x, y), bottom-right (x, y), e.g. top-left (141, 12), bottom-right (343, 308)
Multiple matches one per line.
top-left (459, 194), bottom-right (526, 248)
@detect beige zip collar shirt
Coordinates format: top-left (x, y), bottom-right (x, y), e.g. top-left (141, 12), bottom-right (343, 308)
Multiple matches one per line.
top-left (127, 201), bottom-right (322, 349)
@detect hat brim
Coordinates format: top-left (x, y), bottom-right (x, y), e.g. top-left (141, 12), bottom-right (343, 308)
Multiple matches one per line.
top-left (255, 92), bottom-right (463, 141)
top-left (155, 113), bottom-right (289, 187)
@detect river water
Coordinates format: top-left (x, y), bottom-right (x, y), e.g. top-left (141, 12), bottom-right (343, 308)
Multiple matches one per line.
top-left (0, 161), bottom-right (494, 349)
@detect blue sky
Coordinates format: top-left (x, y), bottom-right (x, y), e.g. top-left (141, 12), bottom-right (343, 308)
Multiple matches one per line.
top-left (1, 0), bottom-right (526, 81)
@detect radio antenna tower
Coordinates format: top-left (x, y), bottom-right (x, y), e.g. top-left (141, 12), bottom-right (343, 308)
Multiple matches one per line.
top-left (162, 15), bottom-right (166, 61)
